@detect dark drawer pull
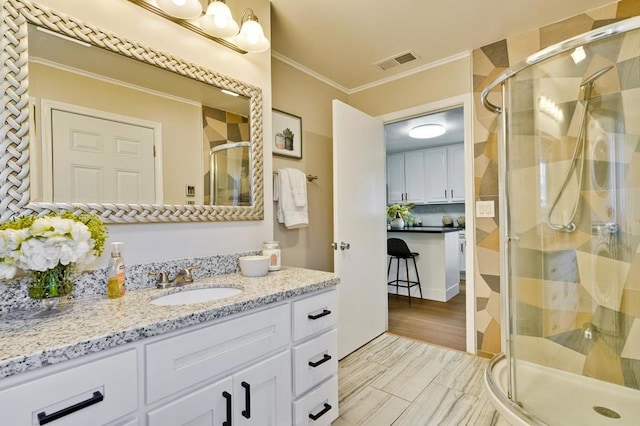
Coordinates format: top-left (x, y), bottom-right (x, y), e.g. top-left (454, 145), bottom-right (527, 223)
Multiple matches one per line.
top-left (222, 391), bottom-right (232, 426)
top-left (309, 403), bottom-right (332, 421)
top-left (308, 354), bottom-right (332, 368)
top-left (241, 381), bottom-right (251, 419)
top-left (307, 309), bottom-right (331, 320)
top-left (37, 391), bottom-right (104, 425)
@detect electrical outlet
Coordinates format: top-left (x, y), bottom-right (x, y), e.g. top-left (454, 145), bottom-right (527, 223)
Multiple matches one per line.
top-left (186, 200), bottom-right (195, 205)
top-left (476, 200), bottom-right (495, 218)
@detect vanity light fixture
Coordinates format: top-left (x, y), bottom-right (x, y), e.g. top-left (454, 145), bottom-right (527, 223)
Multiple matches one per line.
top-left (235, 8), bottom-right (270, 53)
top-left (409, 124), bottom-right (446, 139)
top-left (156, 0), bottom-right (203, 20)
top-left (200, 0), bottom-right (239, 38)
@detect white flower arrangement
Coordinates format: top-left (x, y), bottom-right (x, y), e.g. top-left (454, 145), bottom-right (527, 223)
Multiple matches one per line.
top-left (0, 213), bottom-right (107, 281)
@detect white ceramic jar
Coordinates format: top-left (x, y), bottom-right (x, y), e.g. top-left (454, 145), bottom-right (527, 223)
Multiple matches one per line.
top-left (262, 241), bottom-right (281, 271)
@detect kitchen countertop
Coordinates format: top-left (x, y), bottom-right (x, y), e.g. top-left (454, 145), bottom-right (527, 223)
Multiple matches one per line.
top-left (388, 226), bottom-right (463, 233)
top-left (0, 267), bottom-right (338, 379)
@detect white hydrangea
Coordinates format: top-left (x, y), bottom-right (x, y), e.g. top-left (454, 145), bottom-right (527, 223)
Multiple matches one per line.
top-left (0, 217), bottom-right (96, 277)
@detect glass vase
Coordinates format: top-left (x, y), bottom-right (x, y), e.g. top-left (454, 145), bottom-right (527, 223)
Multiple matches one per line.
top-left (28, 264), bottom-right (74, 309)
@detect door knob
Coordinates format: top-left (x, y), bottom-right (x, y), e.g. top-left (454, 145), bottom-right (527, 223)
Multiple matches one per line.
top-left (331, 242), bottom-right (338, 250)
top-left (340, 242), bottom-right (350, 250)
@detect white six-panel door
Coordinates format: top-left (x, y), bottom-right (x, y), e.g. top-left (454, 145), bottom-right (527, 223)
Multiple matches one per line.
top-left (332, 100), bottom-right (387, 359)
top-left (51, 109), bottom-right (156, 204)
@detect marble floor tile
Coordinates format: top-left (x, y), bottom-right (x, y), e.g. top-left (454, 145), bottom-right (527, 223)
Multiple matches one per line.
top-left (338, 354), bottom-right (389, 405)
top-left (433, 352), bottom-right (489, 397)
top-left (351, 334), bottom-right (420, 368)
top-left (337, 386), bottom-right (410, 426)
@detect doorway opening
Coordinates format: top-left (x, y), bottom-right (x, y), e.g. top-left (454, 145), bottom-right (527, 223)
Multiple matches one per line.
top-left (380, 95), bottom-right (474, 353)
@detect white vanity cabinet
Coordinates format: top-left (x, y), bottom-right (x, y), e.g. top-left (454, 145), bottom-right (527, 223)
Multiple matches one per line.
top-left (0, 349), bottom-right (138, 426)
top-left (291, 290), bottom-right (339, 425)
top-left (0, 287), bottom-right (339, 426)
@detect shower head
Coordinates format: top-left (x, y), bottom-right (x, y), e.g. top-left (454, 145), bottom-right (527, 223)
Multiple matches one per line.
top-left (580, 65), bottom-right (615, 89)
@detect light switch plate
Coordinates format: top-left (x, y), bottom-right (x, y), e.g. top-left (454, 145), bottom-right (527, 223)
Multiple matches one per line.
top-left (476, 200), bottom-right (495, 218)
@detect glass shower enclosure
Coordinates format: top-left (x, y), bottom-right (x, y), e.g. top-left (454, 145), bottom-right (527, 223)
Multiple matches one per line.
top-left (482, 16), bottom-right (640, 425)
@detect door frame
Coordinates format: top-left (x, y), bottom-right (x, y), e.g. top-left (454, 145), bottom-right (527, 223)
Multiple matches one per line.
top-left (40, 99), bottom-right (164, 204)
top-left (377, 93), bottom-right (476, 354)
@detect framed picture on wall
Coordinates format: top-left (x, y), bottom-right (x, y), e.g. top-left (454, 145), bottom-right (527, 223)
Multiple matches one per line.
top-left (272, 109), bottom-right (302, 159)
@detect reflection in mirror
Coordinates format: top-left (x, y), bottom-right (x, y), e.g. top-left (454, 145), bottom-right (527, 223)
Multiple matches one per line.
top-left (209, 142), bottom-right (251, 205)
top-left (28, 24), bottom-right (251, 207)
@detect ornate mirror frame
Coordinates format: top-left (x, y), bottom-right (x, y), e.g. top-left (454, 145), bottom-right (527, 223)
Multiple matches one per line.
top-left (0, 0), bottom-right (264, 223)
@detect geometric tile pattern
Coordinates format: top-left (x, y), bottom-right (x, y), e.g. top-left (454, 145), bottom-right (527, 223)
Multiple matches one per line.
top-left (202, 106), bottom-right (249, 204)
top-left (472, 0), bottom-right (640, 391)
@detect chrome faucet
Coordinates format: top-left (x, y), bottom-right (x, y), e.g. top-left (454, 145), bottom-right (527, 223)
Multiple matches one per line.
top-left (149, 266), bottom-right (200, 289)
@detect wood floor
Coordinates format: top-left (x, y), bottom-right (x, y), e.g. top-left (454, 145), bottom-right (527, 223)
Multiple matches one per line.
top-left (333, 333), bottom-right (507, 425)
top-left (388, 280), bottom-right (466, 351)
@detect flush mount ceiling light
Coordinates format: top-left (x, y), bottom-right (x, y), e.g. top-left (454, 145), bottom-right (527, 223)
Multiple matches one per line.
top-left (235, 9), bottom-right (270, 53)
top-left (409, 124), bottom-right (446, 139)
top-left (200, 0), bottom-right (239, 38)
top-left (156, 0), bottom-right (202, 20)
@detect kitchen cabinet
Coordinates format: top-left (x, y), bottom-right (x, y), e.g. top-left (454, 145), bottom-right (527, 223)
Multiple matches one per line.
top-left (423, 143), bottom-right (465, 203)
top-left (387, 151), bottom-right (425, 204)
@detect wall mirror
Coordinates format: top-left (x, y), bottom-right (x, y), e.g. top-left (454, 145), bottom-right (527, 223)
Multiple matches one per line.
top-left (0, 0), bottom-right (264, 223)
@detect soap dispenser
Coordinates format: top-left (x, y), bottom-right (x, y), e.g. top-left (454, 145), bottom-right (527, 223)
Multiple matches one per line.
top-left (107, 242), bottom-right (126, 298)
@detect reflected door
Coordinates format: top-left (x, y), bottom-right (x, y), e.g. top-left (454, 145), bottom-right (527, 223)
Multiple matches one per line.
top-left (51, 110), bottom-right (156, 203)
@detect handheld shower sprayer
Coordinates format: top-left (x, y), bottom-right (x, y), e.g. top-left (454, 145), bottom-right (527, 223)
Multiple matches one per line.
top-left (546, 65), bottom-right (614, 232)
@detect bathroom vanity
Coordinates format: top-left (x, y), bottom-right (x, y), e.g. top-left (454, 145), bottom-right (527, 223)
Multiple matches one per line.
top-left (0, 267), bottom-right (339, 425)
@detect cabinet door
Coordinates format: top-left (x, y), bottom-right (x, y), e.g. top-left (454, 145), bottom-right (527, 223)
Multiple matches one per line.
top-left (447, 144), bottom-right (465, 202)
top-left (233, 351), bottom-right (291, 426)
top-left (423, 147), bottom-right (448, 203)
top-left (386, 153), bottom-right (405, 203)
top-left (147, 377), bottom-right (232, 426)
top-left (403, 150), bottom-right (425, 203)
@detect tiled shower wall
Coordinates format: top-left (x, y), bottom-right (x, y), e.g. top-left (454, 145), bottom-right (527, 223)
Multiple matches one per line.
top-left (202, 106), bottom-right (250, 204)
top-left (472, 0), bottom-right (640, 360)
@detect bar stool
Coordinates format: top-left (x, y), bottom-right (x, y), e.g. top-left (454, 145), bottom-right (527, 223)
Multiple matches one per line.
top-left (387, 238), bottom-right (422, 305)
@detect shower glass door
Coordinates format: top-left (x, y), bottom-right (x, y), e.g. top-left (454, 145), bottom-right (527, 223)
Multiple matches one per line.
top-left (505, 28), bottom-right (640, 425)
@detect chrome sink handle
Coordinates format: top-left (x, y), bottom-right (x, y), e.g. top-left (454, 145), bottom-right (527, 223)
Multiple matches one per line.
top-left (149, 271), bottom-right (170, 289)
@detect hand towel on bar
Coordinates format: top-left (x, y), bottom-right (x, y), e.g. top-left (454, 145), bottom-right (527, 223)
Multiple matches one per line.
top-left (285, 168), bottom-right (307, 207)
top-left (276, 168), bottom-right (308, 229)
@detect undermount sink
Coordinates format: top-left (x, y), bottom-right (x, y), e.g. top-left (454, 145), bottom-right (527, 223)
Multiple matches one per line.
top-left (150, 287), bottom-right (242, 306)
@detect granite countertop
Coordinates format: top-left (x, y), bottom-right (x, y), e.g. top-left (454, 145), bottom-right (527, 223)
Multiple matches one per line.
top-left (0, 267), bottom-right (338, 379)
top-left (387, 226), bottom-right (463, 233)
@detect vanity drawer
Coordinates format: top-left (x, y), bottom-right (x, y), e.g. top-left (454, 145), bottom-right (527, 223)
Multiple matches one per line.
top-left (293, 376), bottom-right (338, 426)
top-left (293, 329), bottom-right (338, 396)
top-left (145, 303), bottom-right (290, 403)
top-left (0, 349), bottom-right (137, 426)
top-left (292, 289), bottom-right (337, 342)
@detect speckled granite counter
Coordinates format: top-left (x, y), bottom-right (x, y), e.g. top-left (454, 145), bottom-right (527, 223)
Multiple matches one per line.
top-left (0, 267), bottom-right (338, 379)
top-left (387, 226), bottom-right (463, 233)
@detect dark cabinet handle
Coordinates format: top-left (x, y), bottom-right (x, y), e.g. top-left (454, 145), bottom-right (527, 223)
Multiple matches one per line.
top-left (308, 354), bottom-right (332, 368)
top-left (241, 381), bottom-right (251, 419)
top-left (37, 391), bottom-right (104, 425)
top-left (222, 391), bottom-right (232, 426)
top-left (309, 403), bottom-right (332, 421)
top-left (308, 309), bottom-right (331, 320)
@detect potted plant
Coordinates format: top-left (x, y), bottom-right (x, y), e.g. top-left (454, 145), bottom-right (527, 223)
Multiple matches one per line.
top-left (386, 203), bottom-right (414, 229)
top-left (282, 128), bottom-right (294, 150)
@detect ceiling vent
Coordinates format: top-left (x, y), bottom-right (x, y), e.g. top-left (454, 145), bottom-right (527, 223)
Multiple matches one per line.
top-left (374, 50), bottom-right (420, 71)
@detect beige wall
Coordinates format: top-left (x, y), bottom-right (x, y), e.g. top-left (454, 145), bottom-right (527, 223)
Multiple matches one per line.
top-left (348, 56), bottom-right (472, 116)
top-left (271, 58), bottom-right (348, 272)
top-left (30, 62), bottom-right (202, 205)
top-left (32, 0), bottom-right (273, 265)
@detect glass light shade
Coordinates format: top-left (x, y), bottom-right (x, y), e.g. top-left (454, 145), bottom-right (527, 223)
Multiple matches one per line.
top-left (409, 124), bottom-right (446, 139)
top-left (156, 0), bottom-right (202, 20)
top-left (235, 19), bottom-right (270, 53)
top-left (200, 1), bottom-right (239, 38)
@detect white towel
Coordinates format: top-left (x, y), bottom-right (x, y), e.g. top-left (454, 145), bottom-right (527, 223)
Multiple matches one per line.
top-left (285, 168), bottom-right (307, 207)
top-left (276, 168), bottom-right (308, 229)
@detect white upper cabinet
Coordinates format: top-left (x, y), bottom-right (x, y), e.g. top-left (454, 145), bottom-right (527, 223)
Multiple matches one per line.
top-left (386, 151), bottom-right (425, 204)
top-left (424, 143), bottom-right (465, 204)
